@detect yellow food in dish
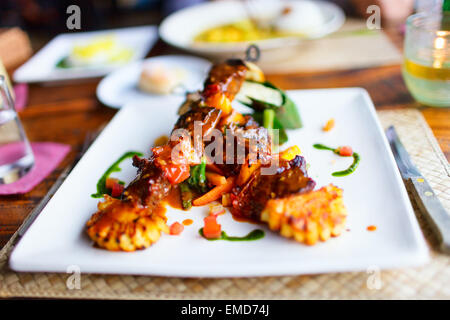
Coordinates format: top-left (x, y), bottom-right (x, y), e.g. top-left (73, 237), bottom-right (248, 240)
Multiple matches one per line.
top-left (194, 19), bottom-right (295, 43)
top-left (68, 35), bottom-right (133, 67)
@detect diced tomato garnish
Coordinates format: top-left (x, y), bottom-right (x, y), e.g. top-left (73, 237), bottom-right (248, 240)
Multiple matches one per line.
top-left (152, 144), bottom-right (171, 157)
top-left (111, 181), bottom-right (124, 197)
top-left (203, 84), bottom-right (221, 97)
top-left (203, 215), bottom-right (222, 239)
top-left (105, 177), bottom-right (119, 190)
top-left (170, 222), bottom-right (184, 235)
top-left (338, 146), bottom-right (353, 157)
top-left (163, 164), bottom-right (190, 185)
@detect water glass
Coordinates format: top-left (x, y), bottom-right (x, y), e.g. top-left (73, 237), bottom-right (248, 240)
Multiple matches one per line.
top-left (0, 75), bottom-right (34, 184)
top-left (415, 0), bottom-right (443, 13)
top-left (402, 12), bottom-right (450, 107)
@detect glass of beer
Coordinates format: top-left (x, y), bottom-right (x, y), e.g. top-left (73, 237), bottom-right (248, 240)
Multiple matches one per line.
top-left (402, 12), bottom-right (450, 107)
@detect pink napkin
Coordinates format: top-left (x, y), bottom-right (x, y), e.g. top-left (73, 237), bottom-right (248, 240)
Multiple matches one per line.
top-left (0, 142), bottom-right (70, 195)
top-left (13, 83), bottom-right (28, 112)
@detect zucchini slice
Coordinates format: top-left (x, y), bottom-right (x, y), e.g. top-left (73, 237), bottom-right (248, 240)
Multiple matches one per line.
top-left (237, 81), bottom-right (283, 108)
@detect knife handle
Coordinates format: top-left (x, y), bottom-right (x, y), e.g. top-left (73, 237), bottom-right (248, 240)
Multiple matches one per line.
top-left (408, 177), bottom-right (450, 254)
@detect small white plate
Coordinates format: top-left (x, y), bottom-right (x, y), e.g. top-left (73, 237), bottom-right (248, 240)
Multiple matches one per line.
top-left (96, 55), bottom-right (212, 109)
top-left (9, 88), bottom-right (429, 277)
top-left (160, 0), bottom-right (345, 58)
top-left (13, 26), bottom-right (158, 83)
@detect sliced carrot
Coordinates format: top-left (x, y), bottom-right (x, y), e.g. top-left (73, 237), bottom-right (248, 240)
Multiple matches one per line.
top-left (193, 177), bottom-right (235, 206)
top-left (323, 118), bottom-right (335, 132)
top-left (205, 172), bottom-right (227, 186)
top-left (169, 222), bottom-right (184, 235)
top-left (206, 163), bottom-right (224, 175)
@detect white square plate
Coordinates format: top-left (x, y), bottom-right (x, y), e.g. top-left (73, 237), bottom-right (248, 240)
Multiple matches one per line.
top-left (13, 26), bottom-right (158, 83)
top-left (9, 88), bottom-right (429, 277)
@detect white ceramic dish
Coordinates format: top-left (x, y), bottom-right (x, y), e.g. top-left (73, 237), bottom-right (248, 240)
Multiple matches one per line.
top-left (9, 88), bottom-right (429, 277)
top-left (159, 0), bottom-right (345, 58)
top-left (96, 55), bottom-right (211, 109)
top-left (13, 26), bottom-right (158, 83)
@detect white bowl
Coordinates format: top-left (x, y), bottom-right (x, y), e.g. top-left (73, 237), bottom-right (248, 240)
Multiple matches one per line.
top-left (159, 0), bottom-right (345, 59)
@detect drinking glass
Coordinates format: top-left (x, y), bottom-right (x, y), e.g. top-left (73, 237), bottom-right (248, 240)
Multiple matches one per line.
top-left (402, 12), bottom-right (450, 107)
top-left (416, 0), bottom-right (443, 13)
top-left (0, 75), bottom-right (34, 184)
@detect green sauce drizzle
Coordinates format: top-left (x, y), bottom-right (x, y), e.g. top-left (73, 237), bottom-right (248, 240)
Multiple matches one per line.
top-left (313, 143), bottom-right (360, 177)
top-left (199, 228), bottom-right (265, 241)
top-left (313, 143), bottom-right (335, 152)
top-left (91, 151), bottom-right (143, 198)
top-left (332, 153), bottom-right (360, 177)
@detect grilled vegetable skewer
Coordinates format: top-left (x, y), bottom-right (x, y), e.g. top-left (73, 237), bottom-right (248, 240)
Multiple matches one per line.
top-left (86, 60), bottom-right (251, 251)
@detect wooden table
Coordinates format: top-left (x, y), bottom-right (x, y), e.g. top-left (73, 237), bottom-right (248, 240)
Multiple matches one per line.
top-left (0, 36), bottom-right (449, 250)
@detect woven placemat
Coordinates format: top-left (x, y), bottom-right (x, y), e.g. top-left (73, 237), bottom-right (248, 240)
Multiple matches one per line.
top-left (0, 109), bottom-right (449, 300)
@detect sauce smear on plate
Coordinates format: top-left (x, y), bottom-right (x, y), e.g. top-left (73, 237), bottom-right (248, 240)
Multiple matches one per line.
top-left (199, 228), bottom-right (265, 241)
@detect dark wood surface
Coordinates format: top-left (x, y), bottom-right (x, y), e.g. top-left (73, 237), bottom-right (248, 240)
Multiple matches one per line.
top-left (0, 34), bottom-right (449, 250)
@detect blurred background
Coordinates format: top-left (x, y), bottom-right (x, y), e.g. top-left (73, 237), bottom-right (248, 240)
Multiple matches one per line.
top-left (0, 0), bottom-right (420, 71)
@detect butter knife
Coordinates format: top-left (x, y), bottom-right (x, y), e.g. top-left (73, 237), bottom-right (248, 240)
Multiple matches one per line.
top-left (386, 126), bottom-right (450, 254)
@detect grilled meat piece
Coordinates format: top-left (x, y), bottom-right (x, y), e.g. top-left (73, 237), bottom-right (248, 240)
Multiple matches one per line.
top-left (261, 184), bottom-right (347, 245)
top-left (123, 156), bottom-right (172, 208)
top-left (204, 59), bottom-right (248, 100)
top-left (216, 122), bottom-right (272, 177)
top-left (232, 155), bottom-right (316, 220)
top-left (173, 106), bottom-right (222, 139)
top-left (125, 107), bottom-right (222, 206)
